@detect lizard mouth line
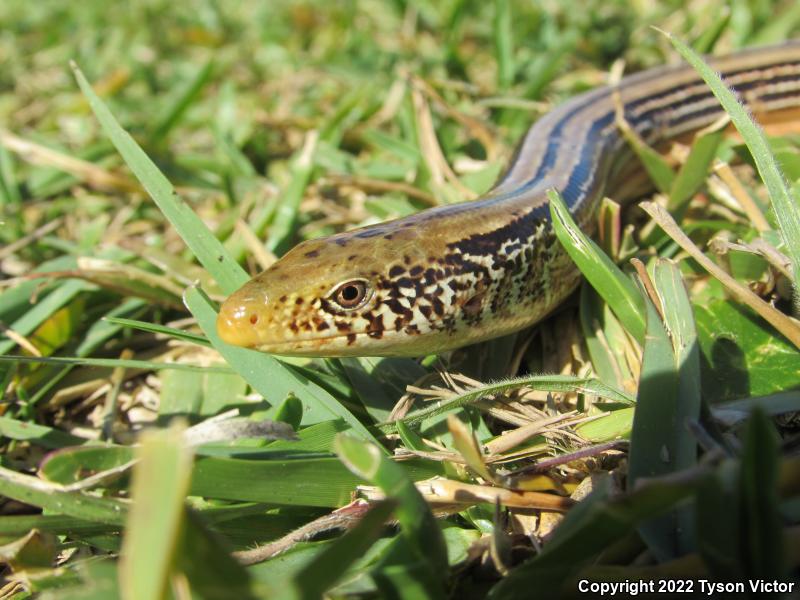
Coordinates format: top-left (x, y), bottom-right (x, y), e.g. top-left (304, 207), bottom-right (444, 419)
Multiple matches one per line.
top-left (250, 327), bottom-right (402, 350)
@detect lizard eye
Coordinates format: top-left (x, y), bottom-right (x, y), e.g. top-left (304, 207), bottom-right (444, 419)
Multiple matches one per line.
top-left (331, 279), bottom-right (370, 310)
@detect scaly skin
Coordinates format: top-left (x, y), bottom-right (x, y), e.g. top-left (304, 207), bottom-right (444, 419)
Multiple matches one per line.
top-left (216, 42), bottom-right (800, 357)
top-left (216, 194), bottom-right (581, 356)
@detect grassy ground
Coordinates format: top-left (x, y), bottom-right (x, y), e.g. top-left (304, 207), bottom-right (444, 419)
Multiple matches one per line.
top-left (1, 0), bottom-right (800, 598)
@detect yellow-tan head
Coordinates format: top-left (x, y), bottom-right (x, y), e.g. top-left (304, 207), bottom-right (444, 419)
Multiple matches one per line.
top-left (216, 204), bottom-right (564, 357)
top-left (216, 223), bottom-right (450, 356)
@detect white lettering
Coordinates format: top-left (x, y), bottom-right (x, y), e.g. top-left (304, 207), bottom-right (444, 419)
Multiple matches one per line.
top-left (750, 580), bottom-right (795, 593)
top-left (577, 579), bottom-right (661, 596)
top-left (701, 581), bottom-right (745, 594)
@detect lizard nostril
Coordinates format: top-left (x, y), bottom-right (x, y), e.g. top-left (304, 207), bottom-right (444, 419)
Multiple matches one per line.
top-left (216, 281), bottom-right (270, 348)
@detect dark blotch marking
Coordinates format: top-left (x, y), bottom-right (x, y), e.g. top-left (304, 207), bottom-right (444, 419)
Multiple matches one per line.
top-left (347, 333), bottom-right (357, 345)
top-left (423, 267), bottom-right (443, 284)
top-left (450, 209), bottom-right (540, 259)
top-left (304, 249), bottom-right (320, 258)
top-left (335, 321), bottom-right (351, 332)
top-left (448, 279), bottom-right (468, 293)
top-left (295, 297), bottom-right (304, 305)
top-left (430, 297), bottom-right (445, 317)
top-left (463, 294), bottom-right (484, 317)
top-left (384, 297), bottom-right (407, 315)
top-left (388, 265), bottom-right (405, 278)
top-left (409, 265), bottom-right (423, 277)
top-left (366, 313), bottom-right (385, 332)
top-left (392, 309), bottom-right (413, 330)
top-left (279, 295), bottom-right (287, 302)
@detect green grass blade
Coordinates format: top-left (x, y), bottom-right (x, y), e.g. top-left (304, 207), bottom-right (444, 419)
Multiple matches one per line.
top-left (40, 445), bottom-right (133, 485)
top-left (191, 456), bottom-right (359, 507)
top-left (334, 434), bottom-right (448, 589)
top-left (0, 141), bottom-right (21, 205)
top-left (629, 259), bottom-right (700, 560)
top-left (0, 514), bottom-right (117, 538)
top-left (548, 189), bottom-right (646, 343)
top-left (690, 9), bottom-right (730, 53)
top-left (0, 355), bottom-right (233, 374)
top-left (618, 128), bottom-right (675, 194)
top-left (0, 415), bottom-right (86, 449)
top-left (190, 454), bottom-right (441, 507)
top-left (266, 133), bottom-right (317, 255)
top-left (493, 0), bottom-right (514, 91)
top-left (396, 420), bottom-right (430, 452)
top-left (695, 462), bottom-right (741, 579)
top-left (119, 424), bottom-right (193, 600)
top-left (522, 33), bottom-right (577, 101)
top-left (103, 317), bottom-right (209, 346)
top-left (0, 465), bottom-right (126, 526)
top-left (661, 31), bottom-right (800, 290)
top-left (362, 129), bottom-right (421, 165)
top-left (579, 286), bottom-right (635, 391)
top-left (339, 356), bottom-right (427, 424)
top-left (27, 299), bottom-right (147, 406)
top-left (668, 125), bottom-right (725, 211)
top-left (0, 256), bottom-right (74, 319)
top-left (70, 62), bottom-right (248, 295)
top-left (739, 409), bottom-right (785, 579)
top-left (575, 406), bottom-right (635, 442)
top-left (285, 500), bottom-right (396, 600)
top-left (751, 1), bottom-right (800, 45)
top-left (151, 59), bottom-right (215, 142)
top-left (184, 285), bottom-right (380, 443)
top-left (0, 279), bottom-right (89, 355)
top-left (177, 509), bottom-right (258, 600)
